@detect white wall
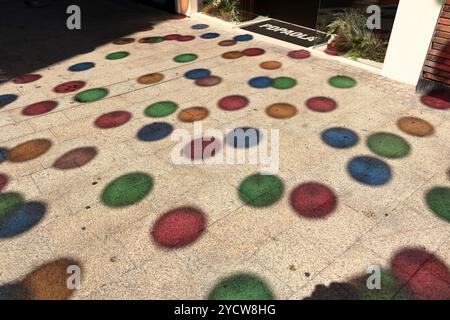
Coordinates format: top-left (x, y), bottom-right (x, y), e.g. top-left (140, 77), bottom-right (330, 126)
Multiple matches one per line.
top-left (381, 0), bottom-right (443, 85)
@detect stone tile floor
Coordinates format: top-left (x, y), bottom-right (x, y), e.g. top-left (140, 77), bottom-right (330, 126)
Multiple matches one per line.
top-left (0, 0), bottom-right (449, 300)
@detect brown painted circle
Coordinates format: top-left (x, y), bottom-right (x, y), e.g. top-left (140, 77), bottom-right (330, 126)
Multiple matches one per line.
top-left (54, 81), bottom-right (86, 93)
top-left (8, 139), bottom-right (52, 163)
top-left (178, 107), bottom-right (209, 122)
top-left (260, 61), bottom-right (282, 70)
top-left (222, 51), bottom-right (244, 59)
top-left (53, 147), bottom-right (98, 170)
top-left (397, 117), bottom-right (434, 137)
top-left (137, 73), bottom-right (164, 85)
top-left (218, 40), bottom-right (237, 46)
top-left (21, 258), bottom-right (79, 300)
top-left (113, 38), bottom-right (135, 45)
top-left (266, 103), bottom-right (298, 119)
top-left (195, 76), bottom-right (222, 87)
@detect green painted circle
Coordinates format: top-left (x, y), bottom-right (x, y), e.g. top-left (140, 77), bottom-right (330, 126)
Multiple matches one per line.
top-left (272, 77), bottom-right (297, 90)
top-left (329, 75), bottom-right (357, 88)
top-left (101, 172), bottom-right (154, 208)
top-left (426, 187), bottom-right (450, 222)
top-left (208, 274), bottom-right (274, 300)
top-left (144, 101), bottom-right (178, 118)
top-left (174, 53), bottom-right (198, 63)
top-left (0, 192), bottom-right (24, 217)
top-left (238, 174), bottom-right (284, 207)
top-left (106, 51), bottom-right (130, 60)
top-left (141, 36), bottom-right (165, 43)
top-left (75, 88), bottom-right (109, 103)
top-left (367, 132), bottom-right (411, 159)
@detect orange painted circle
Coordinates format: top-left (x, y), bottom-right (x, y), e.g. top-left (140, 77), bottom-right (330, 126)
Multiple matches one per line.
top-left (260, 61), bottom-right (282, 70)
top-left (137, 73), bottom-right (164, 85)
top-left (178, 107), bottom-right (209, 122)
top-left (8, 139), bottom-right (52, 163)
top-left (266, 103), bottom-right (298, 119)
top-left (222, 51), bottom-right (244, 59)
top-left (397, 117), bottom-right (434, 137)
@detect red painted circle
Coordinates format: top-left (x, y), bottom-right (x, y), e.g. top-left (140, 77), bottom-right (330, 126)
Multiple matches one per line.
top-left (54, 81), bottom-right (86, 93)
top-left (151, 207), bottom-right (206, 248)
top-left (421, 91), bottom-right (450, 110)
top-left (391, 248), bottom-right (450, 300)
top-left (242, 48), bottom-right (266, 56)
top-left (177, 35), bottom-right (195, 42)
top-left (12, 74), bottom-right (42, 84)
top-left (306, 97), bottom-right (337, 112)
top-left (183, 137), bottom-right (221, 160)
top-left (288, 50), bottom-right (311, 59)
top-left (22, 101), bottom-right (58, 116)
top-left (164, 34), bottom-right (181, 40)
top-left (218, 95), bottom-right (249, 111)
top-left (0, 174), bottom-right (9, 192)
top-left (94, 111), bottom-right (132, 129)
top-left (290, 182), bottom-right (337, 218)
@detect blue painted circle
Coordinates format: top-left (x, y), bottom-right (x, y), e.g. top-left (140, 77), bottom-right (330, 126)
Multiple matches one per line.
top-left (184, 69), bottom-right (211, 80)
top-left (0, 94), bottom-right (18, 108)
top-left (321, 127), bottom-right (359, 149)
top-left (137, 122), bottom-right (173, 141)
top-left (233, 34), bottom-right (253, 42)
top-left (192, 24), bottom-right (209, 30)
top-left (347, 156), bottom-right (392, 186)
top-left (200, 32), bottom-right (220, 39)
top-left (0, 202), bottom-right (46, 238)
top-left (226, 127), bottom-right (262, 149)
top-left (249, 77), bottom-right (272, 89)
top-left (0, 148), bottom-right (8, 164)
top-left (68, 62), bottom-right (95, 72)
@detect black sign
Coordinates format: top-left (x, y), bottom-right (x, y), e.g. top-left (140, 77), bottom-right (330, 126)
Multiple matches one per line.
top-left (241, 19), bottom-right (326, 48)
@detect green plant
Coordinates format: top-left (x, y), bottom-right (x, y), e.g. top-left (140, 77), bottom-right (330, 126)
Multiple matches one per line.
top-left (202, 0), bottom-right (240, 23)
top-left (326, 9), bottom-right (388, 63)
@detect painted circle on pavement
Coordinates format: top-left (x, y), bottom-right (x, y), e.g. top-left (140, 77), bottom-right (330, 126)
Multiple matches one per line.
top-left (8, 139), bottom-right (52, 163)
top-left (144, 101), bottom-right (178, 118)
top-left (113, 38), bottom-right (135, 45)
top-left (272, 77), bottom-right (297, 89)
top-left (347, 156), bottom-right (392, 186)
top-left (195, 76), bottom-right (222, 87)
top-left (218, 40), bottom-right (237, 46)
top-left (106, 51), bottom-right (129, 60)
top-left (238, 174), bottom-right (284, 207)
top-left (68, 62), bottom-right (95, 72)
top-left (290, 182), bottom-right (337, 218)
top-left (260, 61), bottom-right (282, 70)
top-left (178, 107), bottom-right (209, 122)
top-left (137, 73), bottom-right (164, 85)
top-left (329, 75), bottom-right (357, 89)
top-left (174, 53), bottom-right (198, 63)
top-left (95, 111), bottom-right (131, 129)
top-left (53, 147), bottom-right (98, 170)
top-left (183, 137), bottom-right (221, 160)
top-left (233, 34), bottom-right (253, 42)
top-left (192, 24), bottom-right (209, 30)
top-left (151, 207), bottom-right (206, 248)
top-left (397, 117), bottom-right (434, 137)
top-left (426, 187), bottom-right (450, 222)
top-left (222, 51), bottom-right (244, 59)
top-left (12, 74), bottom-right (42, 84)
top-left (54, 81), bottom-right (86, 93)
top-left (201, 32), bottom-right (220, 39)
top-left (137, 122), bottom-right (173, 141)
top-left (367, 132), bottom-right (411, 159)
top-left (242, 48), bottom-right (265, 56)
top-left (22, 101), bottom-right (58, 116)
top-left (218, 95), bottom-right (249, 111)
top-left (321, 127), bottom-right (359, 148)
top-left (226, 127), bottom-right (262, 149)
top-left (306, 97), bottom-right (337, 112)
top-left (266, 103), bottom-right (297, 119)
top-left (288, 50), bottom-right (311, 59)
top-left (249, 76), bottom-right (272, 89)
top-left (101, 172), bottom-right (154, 208)
top-left (208, 273), bottom-right (274, 300)
top-left (75, 88), bottom-right (109, 103)
top-left (420, 91), bottom-right (450, 110)
top-left (0, 94), bottom-right (18, 108)
top-left (0, 174), bottom-right (8, 192)
top-left (184, 69), bottom-right (211, 80)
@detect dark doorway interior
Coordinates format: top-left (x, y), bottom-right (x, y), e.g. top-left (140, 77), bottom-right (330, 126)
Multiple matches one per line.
top-left (135, 0), bottom-right (176, 12)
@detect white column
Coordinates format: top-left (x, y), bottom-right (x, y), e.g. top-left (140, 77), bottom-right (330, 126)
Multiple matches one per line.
top-left (381, 0), bottom-right (442, 85)
top-left (175, 0), bottom-right (200, 16)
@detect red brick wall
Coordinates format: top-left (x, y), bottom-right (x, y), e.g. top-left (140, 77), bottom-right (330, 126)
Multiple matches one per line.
top-left (422, 0), bottom-right (450, 85)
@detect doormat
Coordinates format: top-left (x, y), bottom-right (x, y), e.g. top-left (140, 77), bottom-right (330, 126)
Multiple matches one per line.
top-left (241, 19), bottom-right (327, 48)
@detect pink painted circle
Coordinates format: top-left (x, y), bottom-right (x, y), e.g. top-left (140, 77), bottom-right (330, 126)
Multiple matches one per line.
top-left (22, 101), bottom-right (58, 116)
top-left (218, 95), bottom-right (249, 111)
top-left (305, 97), bottom-right (337, 112)
top-left (288, 50), bottom-right (311, 59)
